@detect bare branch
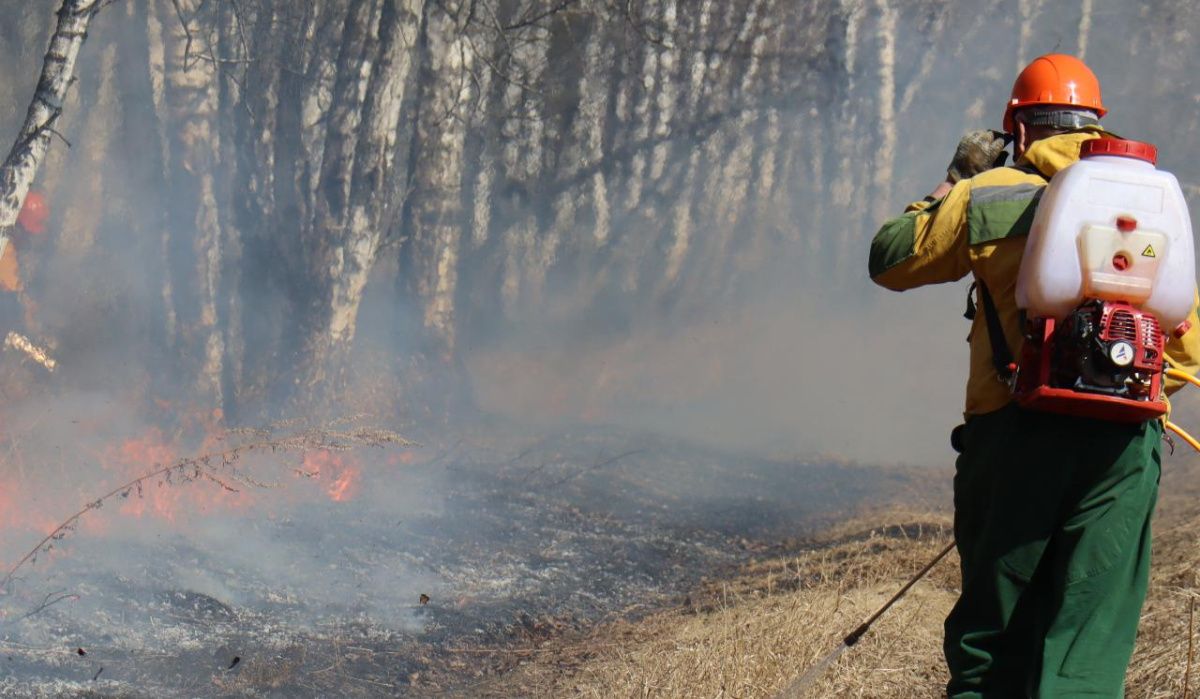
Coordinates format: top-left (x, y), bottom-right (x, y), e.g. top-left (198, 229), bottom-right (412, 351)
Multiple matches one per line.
top-left (10, 590), bottom-right (80, 624)
top-left (502, 0), bottom-right (579, 31)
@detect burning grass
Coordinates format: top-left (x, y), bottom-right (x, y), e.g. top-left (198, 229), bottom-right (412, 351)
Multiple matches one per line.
top-left (0, 417), bottom-right (413, 594)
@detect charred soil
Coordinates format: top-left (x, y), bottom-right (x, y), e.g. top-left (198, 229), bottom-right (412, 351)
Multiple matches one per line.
top-left (0, 421), bottom-right (929, 697)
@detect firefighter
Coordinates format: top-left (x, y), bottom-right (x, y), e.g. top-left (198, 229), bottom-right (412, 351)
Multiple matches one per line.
top-left (869, 54), bottom-right (1200, 697)
top-left (0, 191), bottom-right (48, 332)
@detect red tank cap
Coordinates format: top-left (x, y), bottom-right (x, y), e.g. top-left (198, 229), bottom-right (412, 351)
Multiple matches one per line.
top-left (1116, 215), bottom-right (1138, 232)
top-left (1080, 138), bottom-right (1158, 165)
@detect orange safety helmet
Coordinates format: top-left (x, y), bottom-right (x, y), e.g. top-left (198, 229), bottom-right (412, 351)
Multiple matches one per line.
top-left (17, 190), bottom-right (48, 235)
top-left (1003, 54), bottom-right (1107, 133)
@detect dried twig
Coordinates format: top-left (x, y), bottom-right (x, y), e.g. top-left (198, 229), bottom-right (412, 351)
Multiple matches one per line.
top-left (501, 0), bottom-right (578, 31)
top-left (545, 449), bottom-right (645, 487)
top-left (11, 589), bottom-right (79, 624)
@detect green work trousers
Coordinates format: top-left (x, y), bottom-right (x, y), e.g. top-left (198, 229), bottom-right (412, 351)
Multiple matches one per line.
top-left (945, 403), bottom-right (1162, 698)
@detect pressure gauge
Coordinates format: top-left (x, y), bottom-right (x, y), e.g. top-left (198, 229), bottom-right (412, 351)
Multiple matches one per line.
top-left (1109, 341), bottom-right (1135, 367)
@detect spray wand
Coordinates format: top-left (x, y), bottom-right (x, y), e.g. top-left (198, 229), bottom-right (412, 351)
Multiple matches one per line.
top-left (772, 402), bottom-right (1200, 698)
top-left (773, 362), bottom-right (1200, 697)
top-left (772, 539), bottom-right (956, 698)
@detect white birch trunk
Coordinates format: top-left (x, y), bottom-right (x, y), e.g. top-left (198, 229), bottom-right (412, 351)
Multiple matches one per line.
top-left (327, 0), bottom-right (419, 349)
top-left (871, 0), bottom-right (897, 222)
top-left (408, 2), bottom-right (473, 349)
top-left (660, 0), bottom-right (714, 287)
top-left (518, 30), bottom-right (554, 309)
top-left (57, 41), bottom-right (117, 254)
top-left (160, 0), bottom-right (224, 406)
top-left (690, 0), bottom-right (767, 296)
top-left (622, 0), bottom-right (663, 213)
top-left (1078, 0), bottom-right (1093, 60)
top-left (1016, 0), bottom-right (1045, 70)
top-left (0, 0), bottom-right (101, 260)
top-left (498, 26), bottom-right (546, 315)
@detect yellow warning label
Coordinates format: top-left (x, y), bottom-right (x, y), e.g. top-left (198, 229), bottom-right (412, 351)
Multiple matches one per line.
top-left (1142, 244), bottom-right (1157, 258)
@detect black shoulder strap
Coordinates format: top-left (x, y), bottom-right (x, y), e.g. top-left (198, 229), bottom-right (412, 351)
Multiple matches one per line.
top-left (1010, 161), bottom-right (1047, 178)
top-left (975, 281), bottom-right (1015, 381)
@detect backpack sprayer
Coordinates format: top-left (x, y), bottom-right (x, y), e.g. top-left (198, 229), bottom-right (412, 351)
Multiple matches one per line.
top-left (1012, 138), bottom-right (1196, 423)
top-left (775, 139), bottom-right (1200, 697)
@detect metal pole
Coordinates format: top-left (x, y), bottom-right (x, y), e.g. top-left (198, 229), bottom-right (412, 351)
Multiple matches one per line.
top-left (773, 540), bottom-right (956, 699)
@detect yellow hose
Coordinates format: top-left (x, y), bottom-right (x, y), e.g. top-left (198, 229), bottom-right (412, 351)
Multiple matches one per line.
top-left (1167, 367), bottom-right (1200, 391)
top-left (1166, 420), bottom-right (1200, 453)
top-left (1163, 368), bottom-right (1200, 452)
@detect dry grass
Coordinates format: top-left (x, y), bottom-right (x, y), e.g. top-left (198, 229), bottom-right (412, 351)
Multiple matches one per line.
top-left (467, 460), bottom-right (1200, 698)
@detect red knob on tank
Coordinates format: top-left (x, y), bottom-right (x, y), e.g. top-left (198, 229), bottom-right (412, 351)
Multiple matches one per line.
top-left (1116, 215), bottom-right (1137, 233)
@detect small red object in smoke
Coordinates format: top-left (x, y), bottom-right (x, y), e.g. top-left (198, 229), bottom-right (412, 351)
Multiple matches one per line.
top-left (17, 191), bottom-right (49, 235)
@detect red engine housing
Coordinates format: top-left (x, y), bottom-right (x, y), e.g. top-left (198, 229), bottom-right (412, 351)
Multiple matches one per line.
top-left (1014, 300), bottom-right (1167, 423)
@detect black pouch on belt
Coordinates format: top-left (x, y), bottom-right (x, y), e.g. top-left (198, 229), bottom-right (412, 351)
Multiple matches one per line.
top-left (950, 423), bottom-right (967, 454)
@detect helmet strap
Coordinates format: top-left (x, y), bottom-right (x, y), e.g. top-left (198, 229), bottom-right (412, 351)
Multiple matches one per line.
top-left (1016, 109), bottom-right (1100, 130)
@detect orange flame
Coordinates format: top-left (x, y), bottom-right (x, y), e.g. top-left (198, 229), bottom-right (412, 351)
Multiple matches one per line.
top-left (327, 469), bottom-right (358, 502)
top-left (0, 460), bottom-right (62, 536)
top-left (300, 450), bottom-right (361, 503)
top-left (101, 427), bottom-right (254, 523)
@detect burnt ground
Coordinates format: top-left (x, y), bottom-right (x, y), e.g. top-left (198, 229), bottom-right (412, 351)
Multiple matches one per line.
top-left (0, 421), bottom-right (927, 697)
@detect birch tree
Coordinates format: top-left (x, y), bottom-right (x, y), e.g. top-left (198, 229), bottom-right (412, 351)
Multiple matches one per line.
top-left (0, 0), bottom-right (101, 260)
top-left (6, 0), bottom-right (1191, 419)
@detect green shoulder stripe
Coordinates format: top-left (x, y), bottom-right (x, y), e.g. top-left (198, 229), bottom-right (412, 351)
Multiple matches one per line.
top-left (869, 212), bottom-right (919, 278)
top-left (967, 183), bottom-right (1045, 245)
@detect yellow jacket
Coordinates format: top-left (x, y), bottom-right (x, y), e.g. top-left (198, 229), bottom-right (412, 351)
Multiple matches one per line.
top-left (870, 129), bottom-right (1200, 416)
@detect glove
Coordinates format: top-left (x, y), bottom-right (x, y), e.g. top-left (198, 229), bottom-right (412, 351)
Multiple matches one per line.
top-left (946, 130), bottom-right (1010, 183)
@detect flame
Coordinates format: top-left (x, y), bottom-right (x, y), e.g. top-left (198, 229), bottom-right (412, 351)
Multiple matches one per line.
top-left (0, 456), bottom-right (60, 536)
top-left (300, 450), bottom-right (361, 503)
top-left (101, 427), bottom-right (254, 523)
top-left (104, 427), bottom-right (183, 522)
top-left (327, 469), bottom-right (358, 502)
top-left (0, 406), bottom-right (383, 558)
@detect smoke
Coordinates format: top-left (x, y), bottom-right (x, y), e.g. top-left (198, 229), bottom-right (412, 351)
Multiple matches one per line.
top-left (467, 286), bottom-right (970, 467)
top-left (464, 0), bottom-right (1200, 468)
top-left (3, 0), bottom-right (1200, 693)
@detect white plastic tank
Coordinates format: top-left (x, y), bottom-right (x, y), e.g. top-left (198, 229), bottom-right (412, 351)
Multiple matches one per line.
top-left (1016, 138), bottom-right (1196, 330)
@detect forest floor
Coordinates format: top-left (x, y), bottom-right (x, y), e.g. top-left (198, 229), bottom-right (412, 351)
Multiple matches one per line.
top-left (0, 418), bottom-right (936, 697)
top-left (457, 452), bottom-right (1200, 698)
top-left (5, 410), bottom-right (1196, 697)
